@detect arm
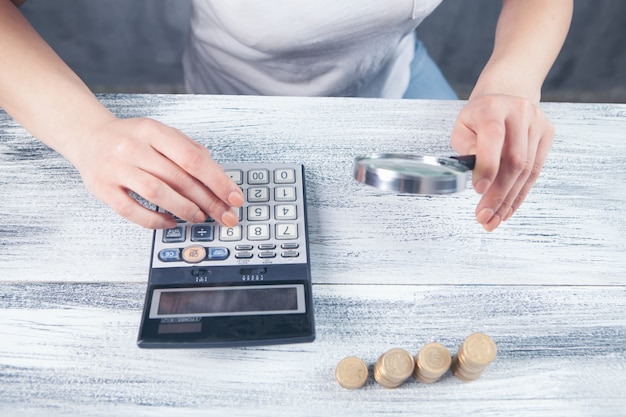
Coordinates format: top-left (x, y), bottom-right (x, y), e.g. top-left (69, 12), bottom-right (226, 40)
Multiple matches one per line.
top-left (450, 0), bottom-right (573, 231)
top-left (0, 0), bottom-right (243, 229)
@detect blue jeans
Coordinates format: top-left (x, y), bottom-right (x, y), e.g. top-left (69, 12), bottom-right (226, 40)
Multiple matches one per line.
top-left (403, 38), bottom-right (458, 100)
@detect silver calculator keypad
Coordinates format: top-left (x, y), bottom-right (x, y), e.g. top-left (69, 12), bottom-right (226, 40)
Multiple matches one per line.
top-left (152, 163), bottom-right (308, 268)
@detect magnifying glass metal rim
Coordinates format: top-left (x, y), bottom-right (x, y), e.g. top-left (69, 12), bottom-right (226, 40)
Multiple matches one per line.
top-left (353, 153), bottom-right (476, 195)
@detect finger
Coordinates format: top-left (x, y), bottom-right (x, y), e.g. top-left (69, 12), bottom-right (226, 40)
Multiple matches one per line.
top-left (113, 163), bottom-right (238, 228)
top-left (151, 126), bottom-right (244, 208)
top-left (130, 143), bottom-right (239, 225)
top-left (472, 116), bottom-right (506, 196)
top-left (495, 130), bottom-right (536, 223)
top-left (474, 113), bottom-right (532, 231)
top-left (453, 97), bottom-right (508, 195)
top-left (450, 109), bottom-right (476, 155)
top-left (495, 115), bottom-right (537, 214)
top-left (450, 117), bottom-right (478, 156)
top-left (503, 119), bottom-right (554, 221)
top-left (138, 163), bottom-right (239, 227)
top-left (498, 118), bottom-right (542, 222)
top-left (106, 187), bottom-right (178, 229)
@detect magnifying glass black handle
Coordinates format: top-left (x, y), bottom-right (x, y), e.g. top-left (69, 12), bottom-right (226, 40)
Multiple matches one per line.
top-left (450, 155), bottom-right (476, 170)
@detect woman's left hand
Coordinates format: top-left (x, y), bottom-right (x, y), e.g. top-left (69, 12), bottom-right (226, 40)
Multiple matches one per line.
top-left (450, 94), bottom-right (554, 232)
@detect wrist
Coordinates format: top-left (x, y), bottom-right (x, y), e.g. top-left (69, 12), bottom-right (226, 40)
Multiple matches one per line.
top-left (58, 105), bottom-right (118, 168)
top-left (470, 60), bottom-right (543, 104)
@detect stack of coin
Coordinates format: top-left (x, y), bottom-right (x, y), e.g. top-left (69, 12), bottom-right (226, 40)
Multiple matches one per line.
top-left (335, 356), bottom-right (369, 390)
top-left (451, 333), bottom-right (497, 382)
top-left (373, 348), bottom-right (415, 388)
top-left (413, 342), bottom-right (451, 383)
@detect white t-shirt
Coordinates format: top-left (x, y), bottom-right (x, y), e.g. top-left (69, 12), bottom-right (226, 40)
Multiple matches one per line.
top-left (183, 0), bottom-right (442, 98)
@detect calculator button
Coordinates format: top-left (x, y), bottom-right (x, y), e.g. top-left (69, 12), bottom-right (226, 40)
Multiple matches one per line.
top-left (207, 247), bottom-right (230, 260)
top-left (158, 248), bottom-right (181, 262)
top-left (248, 205), bottom-right (270, 221)
top-left (275, 204), bottom-right (297, 220)
top-left (225, 169), bottom-right (243, 185)
top-left (274, 186), bottom-right (296, 202)
top-left (248, 169), bottom-right (270, 185)
top-left (235, 252), bottom-right (254, 259)
top-left (248, 187), bottom-right (270, 203)
top-left (182, 245), bottom-right (206, 263)
top-left (247, 224), bottom-right (270, 241)
top-left (281, 243), bottom-right (299, 250)
top-left (281, 250), bottom-right (300, 258)
top-left (235, 244), bottom-right (254, 251)
top-left (163, 226), bottom-right (186, 243)
top-left (258, 244), bottom-right (276, 250)
top-left (276, 224), bottom-right (298, 239)
top-left (191, 224), bottom-right (214, 242)
top-left (259, 251), bottom-right (277, 259)
top-left (274, 168), bottom-right (296, 184)
top-left (220, 225), bottom-right (242, 241)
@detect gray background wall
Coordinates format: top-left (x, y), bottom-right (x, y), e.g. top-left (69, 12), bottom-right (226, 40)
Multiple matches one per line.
top-left (20, 0), bottom-right (626, 102)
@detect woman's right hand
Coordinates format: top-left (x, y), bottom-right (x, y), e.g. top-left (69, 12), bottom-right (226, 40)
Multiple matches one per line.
top-left (2, 2), bottom-right (243, 229)
top-left (72, 117), bottom-right (244, 229)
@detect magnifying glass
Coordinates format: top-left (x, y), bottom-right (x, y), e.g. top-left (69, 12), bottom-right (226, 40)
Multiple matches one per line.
top-left (353, 153), bottom-right (476, 195)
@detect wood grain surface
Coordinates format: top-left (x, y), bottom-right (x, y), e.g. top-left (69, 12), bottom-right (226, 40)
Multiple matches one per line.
top-left (1, 95), bottom-right (625, 416)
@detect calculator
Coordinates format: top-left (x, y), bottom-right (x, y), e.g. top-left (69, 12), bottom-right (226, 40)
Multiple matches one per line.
top-left (137, 163), bottom-right (315, 348)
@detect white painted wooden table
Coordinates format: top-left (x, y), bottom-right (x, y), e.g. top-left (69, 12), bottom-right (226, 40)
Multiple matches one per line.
top-left (1, 95), bottom-right (625, 416)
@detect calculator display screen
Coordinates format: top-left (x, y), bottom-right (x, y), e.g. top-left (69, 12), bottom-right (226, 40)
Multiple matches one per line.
top-left (149, 284), bottom-right (306, 319)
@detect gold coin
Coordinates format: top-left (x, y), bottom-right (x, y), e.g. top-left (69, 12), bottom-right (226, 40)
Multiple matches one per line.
top-left (381, 348), bottom-right (414, 379)
top-left (181, 245), bottom-right (207, 263)
top-left (336, 357), bottom-right (369, 390)
top-left (451, 355), bottom-right (484, 381)
top-left (451, 355), bottom-right (476, 381)
top-left (452, 333), bottom-right (497, 382)
top-left (375, 348), bottom-right (414, 388)
top-left (374, 357), bottom-right (401, 389)
top-left (460, 333), bottom-right (497, 368)
top-left (373, 359), bottom-right (395, 388)
top-left (415, 342), bottom-right (451, 382)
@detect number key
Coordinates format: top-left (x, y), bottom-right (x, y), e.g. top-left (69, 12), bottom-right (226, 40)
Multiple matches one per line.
top-left (276, 224), bottom-right (298, 239)
top-left (247, 224), bottom-right (270, 241)
top-left (274, 168), bottom-right (296, 184)
top-left (275, 186), bottom-right (296, 202)
top-left (248, 187), bottom-right (270, 203)
top-left (275, 204), bottom-right (297, 220)
top-left (248, 169), bottom-right (270, 185)
top-left (220, 225), bottom-right (242, 241)
top-left (248, 205), bottom-right (270, 221)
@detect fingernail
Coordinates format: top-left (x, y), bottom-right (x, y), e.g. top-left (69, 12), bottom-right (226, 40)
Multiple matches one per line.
top-left (483, 215), bottom-right (502, 232)
top-left (221, 209), bottom-right (239, 227)
top-left (193, 211), bottom-right (206, 224)
top-left (476, 208), bottom-right (494, 224)
top-left (474, 179), bottom-right (491, 195)
top-left (228, 190), bottom-right (244, 207)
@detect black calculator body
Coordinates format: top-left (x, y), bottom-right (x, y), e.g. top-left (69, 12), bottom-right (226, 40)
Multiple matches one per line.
top-left (137, 163), bottom-right (315, 348)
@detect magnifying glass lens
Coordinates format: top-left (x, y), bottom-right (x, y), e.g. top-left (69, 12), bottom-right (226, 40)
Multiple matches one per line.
top-left (354, 154), bottom-right (473, 195)
top-left (368, 158), bottom-right (459, 177)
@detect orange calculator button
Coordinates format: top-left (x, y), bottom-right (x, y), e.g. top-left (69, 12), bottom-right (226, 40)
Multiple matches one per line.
top-left (181, 245), bottom-right (206, 263)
